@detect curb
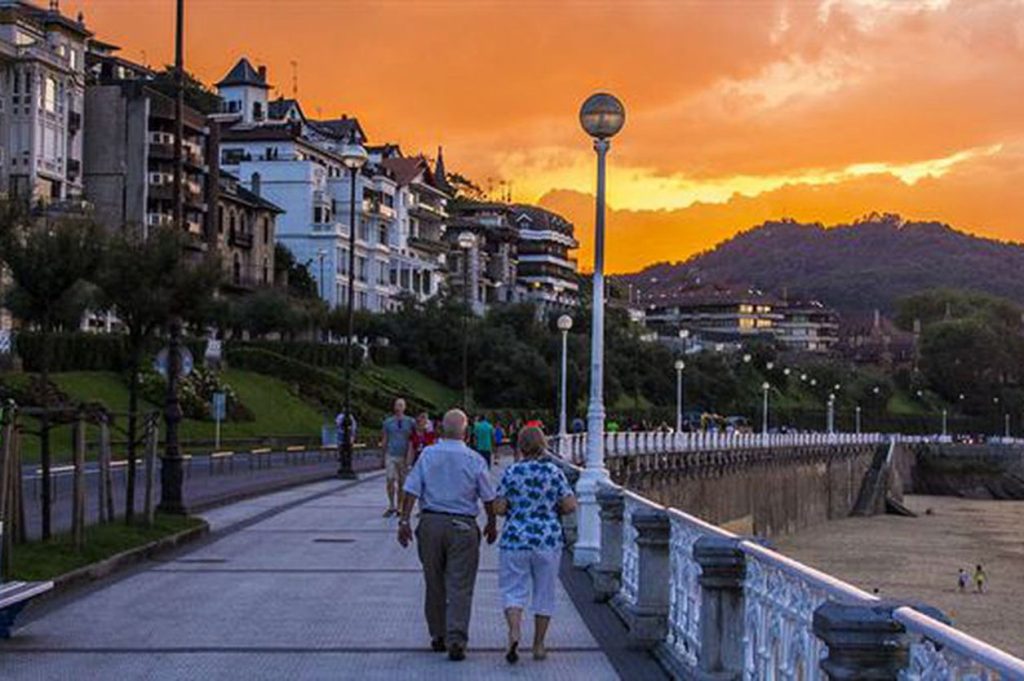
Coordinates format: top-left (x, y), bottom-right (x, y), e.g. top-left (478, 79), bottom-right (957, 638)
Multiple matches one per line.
top-left (38, 521), bottom-right (210, 602)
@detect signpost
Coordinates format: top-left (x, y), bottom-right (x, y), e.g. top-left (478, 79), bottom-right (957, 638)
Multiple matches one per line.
top-left (211, 392), bottom-right (226, 450)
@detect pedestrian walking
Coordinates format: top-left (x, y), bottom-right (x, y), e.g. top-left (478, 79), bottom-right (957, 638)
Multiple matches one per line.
top-left (494, 426), bottom-right (576, 664)
top-left (974, 564), bottom-right (987, 593)
top-left (381, 398), bottom-right (415, 517)
top-left (957, 568), bottom-right (969, 593)
top-left (406, 412), bottom-right (437, 469)
top-left (398, 409), bottom-right (498, 661)
top-left (472, 414), bottom-right (495, 467)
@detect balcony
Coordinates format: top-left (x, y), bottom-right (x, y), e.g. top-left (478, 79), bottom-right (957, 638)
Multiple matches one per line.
top-left (68, 111), bottom-right (81, 132)
top-left (362, 198), bottom-right (395, 219)
top-left (408, 235), bottom-right (448, 255)
top-left (409, 199), bottom-right (447, 221)
top-left (66, 158), bottom-right (81, 179)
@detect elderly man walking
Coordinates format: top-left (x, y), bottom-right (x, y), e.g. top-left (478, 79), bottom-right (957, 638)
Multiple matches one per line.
top-left (398, 409), bottom-right (497, 661)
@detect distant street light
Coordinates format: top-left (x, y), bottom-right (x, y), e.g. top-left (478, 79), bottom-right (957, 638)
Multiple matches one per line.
top-left (783, 367), bottom-right (791, 376)
top-left (557, 314), bottom-right (574, 452)
top-left (855, 405), bottom-right (862, 434)
top-left (743, 353), bottom-right (752, 364)
top-left (827, 393), bottom-right (836, 434)
top-left (575, 91), bottom-right (625, 568)
top-left (337, 133), bottom-right (368, 481)
top-left (942, 408), bottom-right (948, 437)
top-left (675, 359), bottom-right (686, 433)
top-left (766, 361), bottom-right (775, 371)
top-left (761, 381), bottom-right (770, 435)
top-left (457, 230), bottom-right (477, 411)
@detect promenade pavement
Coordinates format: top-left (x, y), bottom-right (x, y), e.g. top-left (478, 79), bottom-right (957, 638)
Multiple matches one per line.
top-left (1, 463), bottom-right (622, 680)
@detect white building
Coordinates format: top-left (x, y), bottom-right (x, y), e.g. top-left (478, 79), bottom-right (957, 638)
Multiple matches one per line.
top-left (214, 58), bottom-right (449, 312)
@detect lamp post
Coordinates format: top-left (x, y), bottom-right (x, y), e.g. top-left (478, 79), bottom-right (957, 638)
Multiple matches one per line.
top-left (575, 92), bottom-right (625, 567)
top-left (675, 360), bottom-right (686, 433)
top-left (942, 408), bottom-right (948, 437)
top-left (337, 134), bottom-right (367, 480)
top-left (557, 314), bottom-right (573, 454)
top-left (827, 393), bottom-right (835, 434)
top-left (761, 381), bottom-right (770, 435)
top-left (855, 405), bottom-right (862, 434)
top-left (457, 231), bottom-right (476, 411)
top-left (1005, 413), bottom-right (1010, 439)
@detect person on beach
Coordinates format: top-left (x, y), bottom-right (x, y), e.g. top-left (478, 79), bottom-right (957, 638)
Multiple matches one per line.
top-left (974, 564), bottom-right (987, 594)
top-left (494, 426), bottom-right (576, 664)
top-left (397, 409), bottom-right (497, 661)
top-left (958, 568), bottom-right (969, 593)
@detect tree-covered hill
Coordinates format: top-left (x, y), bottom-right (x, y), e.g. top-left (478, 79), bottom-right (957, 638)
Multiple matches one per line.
top-left (620, 214), bottom-right (1024, 314)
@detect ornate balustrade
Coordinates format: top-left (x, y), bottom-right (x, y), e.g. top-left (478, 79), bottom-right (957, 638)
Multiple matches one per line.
top-left (549, 442), bottom-right (1024, 680)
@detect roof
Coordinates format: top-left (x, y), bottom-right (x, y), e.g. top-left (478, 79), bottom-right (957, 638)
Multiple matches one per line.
top-left (2, 1), bottom-right (92, 37)
top-left (647, 283), bottom-right (784, 309)
top-left (381, 156), bottom-right (433, 186)
top-left (219, 171), bottom-right (284, 213)
top-left (216, 57), bottom-right (270, 89)
top-left (220, 123), bottom-right (301, 142)
top-left (510, 204), bottom-right (574, 235)
top-left (268, 97), bottom-right (304, 121)
top-left (308, 116), bottom-right (366, 144)
top-left (434, 146), bottom-right (454, 195)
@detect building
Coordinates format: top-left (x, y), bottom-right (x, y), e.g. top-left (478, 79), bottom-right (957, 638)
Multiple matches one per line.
top-left (645, 284), bottom-right (783, 340)
top-left (775, 300), bottom-right (839, 353)
top-left (509, 204), bottom-right (579, 311)
top-left (446, 199), bottom-right (519, 312)
top-left (212, 171), bottom-right (281, 291)
top-left (0, 0), bottom-right (90, 203)
top-left (83, 70), bottom-right (212, 239)
top-left (214, 57), bottom-right (451, 312)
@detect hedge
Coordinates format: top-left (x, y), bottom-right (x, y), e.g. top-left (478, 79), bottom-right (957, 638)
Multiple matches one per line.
top-left (231, 340), bottom-right (363, 369)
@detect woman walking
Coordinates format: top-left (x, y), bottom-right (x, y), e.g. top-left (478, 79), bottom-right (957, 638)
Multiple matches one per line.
top-left (494, 426), bottom-right (576, 664)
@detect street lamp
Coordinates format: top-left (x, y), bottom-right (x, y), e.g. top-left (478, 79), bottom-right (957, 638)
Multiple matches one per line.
top-left (761, 381), bottom-right (770, 435)
top-left (457, 230), bottom-right (477, 411)
top-left (557, 314), bottom-right (573, 454)
top-left (337, 133), bottom-right (367, 480)
top-left (742, 353), bottom-right (752, 364)
top-left (766, 362), bottom-right (775, 371)
top-left (575, 91), bottom-right (625, 568)
top-left (855, 405), bottom-right (862, 434)
top-left (675, 359), bottom-right (686, 433)
top-left (827, 393), bottom-right (836, 434)
top-left (942, 408), bottom-right (948, 437)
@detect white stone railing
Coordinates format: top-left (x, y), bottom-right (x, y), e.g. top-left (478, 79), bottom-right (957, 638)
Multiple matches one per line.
top-left (557, 431), bottom-right (890, 461)
top-left (895, 607), bottom-right (1024, 680)
top-left (559, 447), bottom-right (1024, 680)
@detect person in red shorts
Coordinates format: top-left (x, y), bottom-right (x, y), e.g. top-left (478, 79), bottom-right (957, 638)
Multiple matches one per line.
top-left (406, 412), bottom-right (438, 468)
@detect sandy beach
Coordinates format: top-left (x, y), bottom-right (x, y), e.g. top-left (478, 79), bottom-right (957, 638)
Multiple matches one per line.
top-left (775, 495), bottom-right (1024, 658)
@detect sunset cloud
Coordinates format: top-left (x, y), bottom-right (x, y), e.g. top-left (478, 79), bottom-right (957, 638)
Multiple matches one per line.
top-left (69, 0), bottom-right (1024, 271)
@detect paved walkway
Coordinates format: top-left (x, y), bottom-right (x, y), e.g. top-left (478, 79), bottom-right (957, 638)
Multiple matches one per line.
top-left (2, 466), bottom-right (622, 679)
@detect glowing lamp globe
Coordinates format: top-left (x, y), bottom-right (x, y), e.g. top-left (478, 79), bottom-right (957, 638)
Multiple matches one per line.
top-left (579, 93), bottom-right (625, 139)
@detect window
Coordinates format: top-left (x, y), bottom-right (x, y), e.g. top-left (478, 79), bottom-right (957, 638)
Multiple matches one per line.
top-left (378, 225), bottom-right (388, 245)
top-left (314, 206), bottom-right (323, 224)
top-left (218, 206), bottom-right (224, 234)
top-left (262, 218), bottom-right (269, 244)
top-left (43, 77), bottom-right (56, 112)
top-left (253, 101), bottom-right (263, 120)
top-left (358, 291), bottom-right (368, 310)
top-left (337, 248), bottom-right (348, 275)
top-left (262, 257), bottom-right (269, 284)
top-left (356, 256), bottom-right (367, 282)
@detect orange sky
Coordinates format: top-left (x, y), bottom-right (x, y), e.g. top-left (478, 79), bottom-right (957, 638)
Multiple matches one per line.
top-left (68, 0), bottom-right (1024, 273)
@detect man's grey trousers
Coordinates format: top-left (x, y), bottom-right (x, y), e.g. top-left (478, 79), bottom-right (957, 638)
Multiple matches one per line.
top-left (415, 512), bottom-right (481, 646)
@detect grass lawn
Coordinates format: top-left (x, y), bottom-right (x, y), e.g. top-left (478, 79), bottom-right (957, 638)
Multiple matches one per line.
top-left (366, 364), bottom-right (459, 410)
top-left (11, 370), bottom-right (327, 463)
top-left (9, 513), bottom-right (204, 582)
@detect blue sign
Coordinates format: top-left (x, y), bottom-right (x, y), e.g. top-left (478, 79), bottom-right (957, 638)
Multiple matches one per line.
top-left (212, 392), bottom-right (226, 421)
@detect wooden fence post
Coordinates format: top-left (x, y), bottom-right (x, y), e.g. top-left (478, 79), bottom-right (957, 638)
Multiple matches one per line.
top-left (144, 414), bottom-right (158, 526)
top-left (98, 414), bottom-right (114, 523)
top-left (72, 409), bottom-right (87, 552)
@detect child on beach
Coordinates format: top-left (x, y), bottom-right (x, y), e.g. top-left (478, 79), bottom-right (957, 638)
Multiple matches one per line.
top-left (973, 565), bottom-right (987, 594)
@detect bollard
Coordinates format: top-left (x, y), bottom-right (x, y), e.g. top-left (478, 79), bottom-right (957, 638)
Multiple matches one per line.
top-left (694, 536), bottom-right (747, 679)
top-left (813, 601), bottom-right (908, 680)
top-left (593, 485), bottom-right (625, 601)
top-left (626, 507), bottom-right (671, 648)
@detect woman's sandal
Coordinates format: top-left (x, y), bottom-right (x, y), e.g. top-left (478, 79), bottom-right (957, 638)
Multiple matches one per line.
top-left (533, 646), bottom-right (547, 661)
top-left (505, 641), bottom-right (519, 664)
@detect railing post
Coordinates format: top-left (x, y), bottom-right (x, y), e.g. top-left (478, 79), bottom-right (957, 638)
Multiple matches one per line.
top-left (626, 508), bottom-right (671, 648)
top-left (562, 464), bottom-right (581, 547)
top-left (693, 536), bottom-right (746, 679)
top-left (813, 602), bottom-right (909, 680)
top-left (593, 485), bottom-right (625, 601)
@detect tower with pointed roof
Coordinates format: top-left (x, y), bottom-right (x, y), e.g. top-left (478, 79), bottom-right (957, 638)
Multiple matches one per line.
top-left (434, 145), bottom-right (454, 196)
top-left (216, 57), bottom-right (271, 124)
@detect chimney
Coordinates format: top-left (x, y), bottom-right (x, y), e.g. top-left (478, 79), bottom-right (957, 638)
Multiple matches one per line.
top-left (251, 172), bottom-right (262, 197)
top-left (258, 65), bottom-right (267, 82)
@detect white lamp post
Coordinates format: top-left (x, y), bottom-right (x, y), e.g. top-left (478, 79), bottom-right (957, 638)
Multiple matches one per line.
top-left (761, 381), bottom-right (770, 435)
top-left (574, 92), bottom-right (625, 567)
top-left (855, 405), bottom-right (862, 434)
top-left (942, 408), bottom-right (948, 437)
top-left (557, 314), bottom-right (573, 454)
top-left (675, 359), bottom-right (686, 433)
top-left (457, 231), bottom-right (477, 410)
top-left (827, 393), bottom-right (835, 434)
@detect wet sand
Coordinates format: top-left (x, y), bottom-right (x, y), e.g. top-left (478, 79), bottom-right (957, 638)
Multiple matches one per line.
top-left (775, 495), bottom-right (1024, 658)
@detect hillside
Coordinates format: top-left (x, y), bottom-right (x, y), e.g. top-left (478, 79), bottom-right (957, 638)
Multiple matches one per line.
top-left (621, 214), bottom-right (1024, 313)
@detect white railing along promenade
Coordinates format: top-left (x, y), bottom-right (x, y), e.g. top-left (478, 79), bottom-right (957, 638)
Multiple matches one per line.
top-left (557, 430), bottom-right (892, 462)
top-left (549, 441), bottom-right (1024, 680)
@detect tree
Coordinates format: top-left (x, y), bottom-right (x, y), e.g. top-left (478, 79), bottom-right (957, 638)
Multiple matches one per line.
top-left (0, 207), bottom-right (104, 539)
top-left (149, 66), bottom-right (221, 115)
top-left (274, 243), bottom-right (319, 300)
top-left (95, 228), bottom-right (221, 522)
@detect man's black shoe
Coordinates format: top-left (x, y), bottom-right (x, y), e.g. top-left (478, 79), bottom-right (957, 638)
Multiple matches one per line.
top-left (431, 638), bottom-right (446, 652)
top-left (448, 643), bottom-right (466, 661)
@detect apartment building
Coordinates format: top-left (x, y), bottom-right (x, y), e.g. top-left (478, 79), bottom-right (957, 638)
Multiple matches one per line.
top-left (446, 199), bottom-right (520, 312)
top-left (212, 171), bottom-right (280, 291)
top-left (509, 204), bottom-right (579, 311)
